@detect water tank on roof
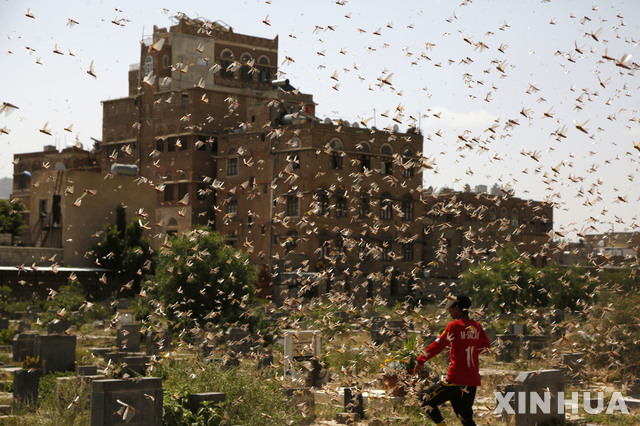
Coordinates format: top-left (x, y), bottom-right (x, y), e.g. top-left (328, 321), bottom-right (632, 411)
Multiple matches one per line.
top-left (110, 163), bottom-right (139, 176)
top-left (282, 114), bottom-right (308, 125)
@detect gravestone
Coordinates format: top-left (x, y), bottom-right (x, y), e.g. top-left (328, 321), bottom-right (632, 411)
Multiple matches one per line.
top-left (146, 330), bottom-right (172, 355)
top-left (117, 309), bottom-right (135, 326)
top-left (497, 369), bottom-right (565, 426)
top-left (508, 323), bottom-right (527, 336)
top-left (559, 352), bottom-right (586, 382)
top-left (77, 365), bottom-right (99, 376)
top-left (283, 330), bottom-right (322, 386)
top-left (117, 324), bottom-right (141, 352)
top-left (225, 327), bottom-right (255, 356)
top-left (495, 334), bottom-right (519, 363)
top-left (187, 392), bottom-right (226, 412)
top-left (13, 369), bottom-right (41, 408)
top-left (344, 386), bottom-right (364, 419)
top-left (12, 333), bottom-right (37, 362)
top-left (122, 355), bottom-right (148, 376)
top-left (91, 377), bottom-right (163, 426)
top-left (484, 327), bottom-right (497, 342)
top-left (36, 334), bottom-right (77, 373)
top-left (522, 335), bottom-right (548, 360)
top-left (0, 318), bottom-right (9, 330)
top-left (47, 319), bottom-right (71, 334)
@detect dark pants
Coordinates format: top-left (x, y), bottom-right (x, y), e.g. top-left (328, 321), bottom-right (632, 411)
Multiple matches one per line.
top-left (420, 380), bottom-right (477, 425)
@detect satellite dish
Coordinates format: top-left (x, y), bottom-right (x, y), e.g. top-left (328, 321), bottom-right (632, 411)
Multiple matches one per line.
top-left (323, 118), bottom-right (332, 124)
top-left (392, 124), bottom-right (399, 132)
top-left (54, 162), bottom-right (66, 172)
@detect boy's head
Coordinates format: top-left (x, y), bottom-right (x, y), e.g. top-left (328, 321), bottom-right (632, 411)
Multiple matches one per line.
top-left (448, 293), bottom-right (471, 319)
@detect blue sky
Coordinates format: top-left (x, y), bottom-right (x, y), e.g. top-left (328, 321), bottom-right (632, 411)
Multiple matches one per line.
top-left (1, 0), bottom-right (639, 240)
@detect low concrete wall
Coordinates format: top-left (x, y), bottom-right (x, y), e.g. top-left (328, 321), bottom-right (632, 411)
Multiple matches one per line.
top-left (0, 247), bottom-right (63, 267)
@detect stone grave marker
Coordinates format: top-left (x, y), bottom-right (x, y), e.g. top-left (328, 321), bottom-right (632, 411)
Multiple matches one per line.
top-left (508, 323), bottom-right (527, 336)
top-left (117, 310), bottom-right (135, 326)
top-left (344, 386), bottom-right (364, 419)
top-left (522, 335), bottom-right (548, 360)
top-left (187, 392), bottom-right (226, 413)
top-left (0, 318), bottom-right (9, 330)
top-left (496, 369), bottom-right (565, 426)
top-left (283, 330), bottom-right (322, 386)
top-left (36, 334), bottom-right (77, 373)
top-left (495, 334), bottom-right (519, 363)
top-left (13, 333), bottom-right (37, 362)
top-left (47, 319), bottom-right (71, 334)
top-left (91, 377), bottom-right (163, 426)
top-left (284, 387), bottom-right (315, 424)
top-left (146, 330), bottom-right (172, 355)
top-left (117, 324), bottom-right (141, 352)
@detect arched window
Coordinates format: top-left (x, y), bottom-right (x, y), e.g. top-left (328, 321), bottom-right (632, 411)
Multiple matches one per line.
top-left (167, 218), bottom-right (178, 236)
top-left (489, 206), bottom-right (497, 221)
top-left (380, 144), bottom-right (393, 175)
top-left (220, 49), bottom-right (234, 78)
top-left (240, 53), bottom-right (253, 82)
top-left (500, 207), bottom-right (508, 219)
top-left (144, 56), bottom-right (153, 76)
top-left (511, 208), bottom-right (519, 226)
top-left (163, 55), bottom-right (169, 68)
top-left (258, 56), bottom-right (271, 83)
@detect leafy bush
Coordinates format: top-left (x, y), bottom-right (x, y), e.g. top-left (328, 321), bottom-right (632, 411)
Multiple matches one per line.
top-left (158, 357), bottom-right (304, 425)
top-left (0, 327), bottom-right (15, 345)
top-left (147, 227), bottom-right (257, 330)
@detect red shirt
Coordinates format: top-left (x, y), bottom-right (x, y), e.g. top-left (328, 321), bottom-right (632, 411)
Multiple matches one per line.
top-left (418, 318), bottom-right (490, 386)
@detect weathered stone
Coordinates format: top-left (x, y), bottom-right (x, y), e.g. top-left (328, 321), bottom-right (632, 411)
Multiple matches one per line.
top-left (335, 412), bottom-right (359, 425)
top-left (495, 334), bottom-right (519, 363)
top-left (284, 387), bottom-right (315, 425)
top-left (122, 355), bottom-right (148, 376)
top-left (146, 330), bottom-right (171, 355)
top-left (497, 369), bottom-right (565, 426)
top-left (344, 386), bottom-right (364, 419)
top-left (508, 323), bottom-right (527, 336)
top-left (77, 365), bottom-right (99, 376)
top-left (36, 334), bottom-right (76, 373)
top-left (12, 333), bottom-right (37, 362)
top-left (91, 377), bottom-right (163, 426)
top-left (47, 319), bottom-right (71, 334)
top-left (187, 392), bottom-right (226, 412)
top-left (522, 335), bottom-right (548, 360)
top-left (0, 318), bottom-right (9, 330)
top-left (117, 324), bottom-right (141, 352)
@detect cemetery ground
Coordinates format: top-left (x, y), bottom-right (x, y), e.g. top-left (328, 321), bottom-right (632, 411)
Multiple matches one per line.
top-left (0, 288), bottom-right (636, 425)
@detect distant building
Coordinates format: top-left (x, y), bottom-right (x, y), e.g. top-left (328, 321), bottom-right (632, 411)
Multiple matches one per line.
top-left (421, 187), bottom-right (553, 278)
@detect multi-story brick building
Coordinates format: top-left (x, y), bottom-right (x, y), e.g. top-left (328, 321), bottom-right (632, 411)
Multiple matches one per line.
top-left (99, 16), bottom-right (425, 301)
top-left (421, 187), bottom-right (554, 278)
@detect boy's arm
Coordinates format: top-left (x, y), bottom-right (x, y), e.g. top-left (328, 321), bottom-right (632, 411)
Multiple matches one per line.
top-left (417, 324), bottom-right (452, 364)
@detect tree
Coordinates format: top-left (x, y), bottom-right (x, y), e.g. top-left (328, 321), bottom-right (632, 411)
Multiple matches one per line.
top-left (147, 227), bottom-right (258, 329)
top-left (0, 199), bottom-right (26, 237)
top-left (93, 206), bottom-right (153, 292)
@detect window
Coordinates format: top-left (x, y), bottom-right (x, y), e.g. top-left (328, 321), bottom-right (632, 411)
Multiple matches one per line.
top-left (240, 53), bottom-right (252, 82)
top-left (144, 56), bottom-right (153, 76)
top-left (511, 208), bottom-right (519, 226)
top-left (335, 192), bottom-right (347, 218)
top-left (284, 230), bottom-right (298, 252)
top-left (381, 195), bottom-right (393, 220)
top-left (197, 136), bottom-right (207, 151)
top-left (178, 183), bottom-right (188, 201)
top-left (227, 149), bottom-right (239, 176)
top-left (156, 139), bottom-right (164, 152)
top-left (381, 241), bottom-right (392, 261)
top-left (163, 184), bottom-right (175, 202)
top-left (329, 139), bottom-right (343, 170)
top-left (196, 183), bottom-right (207, 200)
top-left (402, 196), bottom-right (414, 221)
top-left (227, 197), bottom-right (238, 219)
top-left (220, 49), bottom-right (234, 78)
top-left (360, 155), bottom-right (371, 171)
top-left (359, 196), bottom-right (370, 218)
top-left (318, 191), bottom-right (329, 216)
top-left (167, 138), bottom-right (176, 152)
top-left (258, 56), bottom-right (271, 83)
top-left (181, 94), bottom-right (189, 108)
top-left (286, 194), bottom-right (299, 217)
top-left (402, 148), bottom-right (415, 177)
top-left (489, 207), bottom-right (497, 221)
top-left (402, 242), bottom-right (414, 262)
top-left (163, 55), bottom-right (169, 68)
top-left (381, 144), bottom-right (393, 175)
top-left (319, 240), bottom-right (330, 259)
top-left (288, 153), bottom-right (300, 170)
top-left (500, 207), bottom-right (508, 219)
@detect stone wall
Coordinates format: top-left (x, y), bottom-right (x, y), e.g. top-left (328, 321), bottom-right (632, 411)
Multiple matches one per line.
top-left (0, 247), bottom-right (63, 267)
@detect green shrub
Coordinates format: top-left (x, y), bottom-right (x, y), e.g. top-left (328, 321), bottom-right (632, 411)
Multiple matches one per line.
top-left (0, 327), bottom-right (15, 345)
